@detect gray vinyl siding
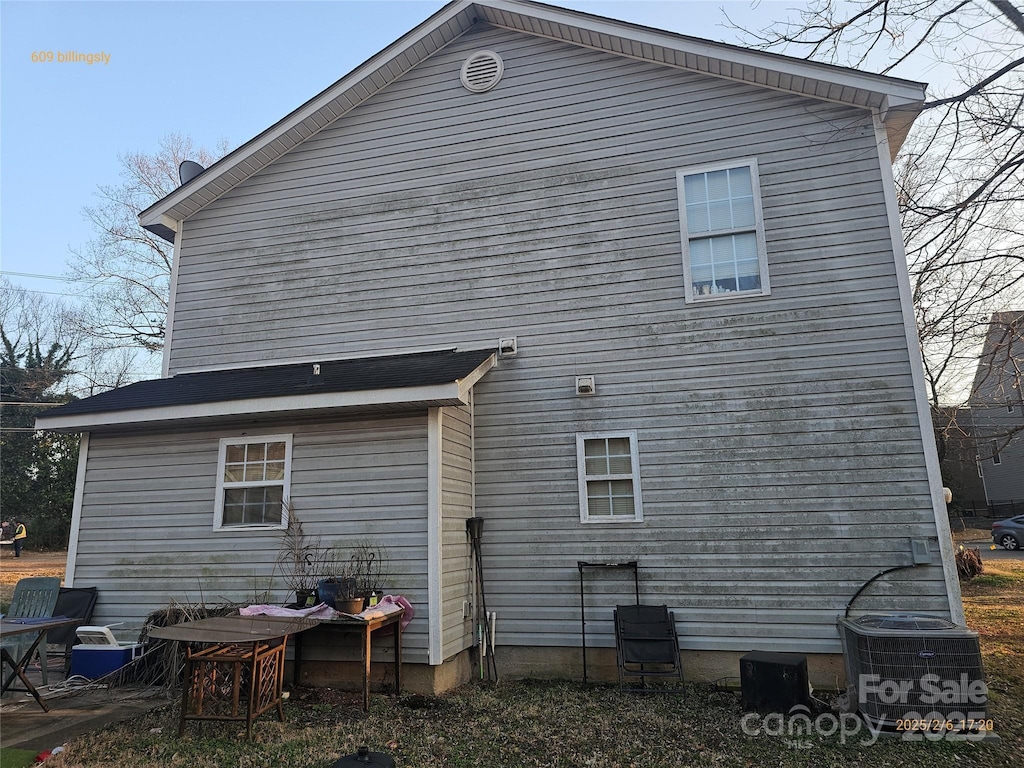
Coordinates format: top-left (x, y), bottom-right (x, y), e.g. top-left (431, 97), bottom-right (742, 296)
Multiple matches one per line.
top-left (74, 415), bottom-right (430, 661)
top-left (969, 317), bottom-right (1024, 503)
top-left (440, 404), bottom-right (475, 660)
top-left (974, 405), bottom-right (1024, 502)
top-left (159, 24), bottom-right (948, 655)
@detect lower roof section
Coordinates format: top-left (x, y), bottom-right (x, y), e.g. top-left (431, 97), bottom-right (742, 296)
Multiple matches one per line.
top-left (37, 348), bottom-right (497, 433)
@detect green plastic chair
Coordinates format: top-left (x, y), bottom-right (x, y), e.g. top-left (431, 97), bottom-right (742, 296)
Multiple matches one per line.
top-left (1, 577), bottom-right (61, 685)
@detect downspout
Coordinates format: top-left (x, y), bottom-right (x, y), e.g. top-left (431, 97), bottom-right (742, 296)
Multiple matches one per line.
top-left (426, 408), bottom-right (443, 665)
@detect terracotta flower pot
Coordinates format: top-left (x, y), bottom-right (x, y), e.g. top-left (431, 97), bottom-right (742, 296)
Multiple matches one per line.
top-left (336, 597), bottom-right (366, 614)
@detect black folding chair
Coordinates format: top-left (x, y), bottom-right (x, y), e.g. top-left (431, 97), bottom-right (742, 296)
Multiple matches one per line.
top-left (614, 604), bottom-right (684, 693)
top-left (46, 587), bottom-right (99, 678)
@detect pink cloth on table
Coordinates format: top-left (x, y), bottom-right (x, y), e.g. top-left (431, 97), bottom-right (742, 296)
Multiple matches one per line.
top-left (241, 596), bottom-right (413, 629)
top-left (240, 603), bottom-right (337, 619)
top-left (353, 595), bottom-right (414, 630)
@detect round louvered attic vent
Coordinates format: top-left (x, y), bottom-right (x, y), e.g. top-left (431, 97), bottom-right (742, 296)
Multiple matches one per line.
top-left (460, 50), bottom-right (504, 93)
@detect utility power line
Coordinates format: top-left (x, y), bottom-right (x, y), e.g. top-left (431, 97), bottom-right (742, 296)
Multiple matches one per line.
top-left (0, 270), bottom-right (75, 282)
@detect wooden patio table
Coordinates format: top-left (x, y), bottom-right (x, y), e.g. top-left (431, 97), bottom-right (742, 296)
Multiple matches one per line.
top-left (292, 608), bottom-right (404, 712)
top-left (149, 615), bottom-right (318, 738)
top-left (1, 617), bottom-right (81, 712)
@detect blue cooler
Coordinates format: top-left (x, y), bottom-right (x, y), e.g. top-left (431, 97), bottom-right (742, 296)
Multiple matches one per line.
top-left (69, 625), bottom-right (144, 679)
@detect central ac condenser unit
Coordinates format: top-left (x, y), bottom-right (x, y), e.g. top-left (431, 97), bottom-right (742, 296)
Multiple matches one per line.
top-left (838, 614), bottom-right (987, 729)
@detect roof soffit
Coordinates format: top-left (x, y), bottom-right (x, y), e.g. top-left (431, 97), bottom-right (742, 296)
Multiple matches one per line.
top-left (140, 0), bottom-right (927, 239)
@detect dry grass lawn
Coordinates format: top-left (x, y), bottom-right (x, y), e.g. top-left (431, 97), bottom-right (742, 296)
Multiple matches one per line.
top-left (6, 549), bottom-right (1022, 767)
top-left (0, 550), bottom-right (66, 611)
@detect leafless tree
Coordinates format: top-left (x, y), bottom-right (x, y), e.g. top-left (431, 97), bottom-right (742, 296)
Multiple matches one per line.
top-left (730, 0), bottom-right (1024, 415)
top-left (0, 277), bottom-right (136, 397)
top-left (68, 133), bottom-right (229, 361)
top-left (0, 278), bottom-right (82, 398)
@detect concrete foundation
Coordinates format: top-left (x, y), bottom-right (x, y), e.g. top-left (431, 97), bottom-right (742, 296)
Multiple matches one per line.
top-left (492, 646), bottom-right (846, 691)
top-left (293, 645), bottom-right (847, 695)
top-left (290, 648), bottom-right (475, 696)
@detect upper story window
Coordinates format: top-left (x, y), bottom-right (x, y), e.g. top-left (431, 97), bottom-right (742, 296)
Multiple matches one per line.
top-left (576, 432), bottom-right (643, 523)
top-left (214, 434), bottom-right (292, 530)
top-left (991, 441), bottom-right (1002, 466)
top-left (677, 159), bottom-right (770, 303)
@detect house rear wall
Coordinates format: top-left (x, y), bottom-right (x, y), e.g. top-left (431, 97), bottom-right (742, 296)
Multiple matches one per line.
top-left (160, 24), bottom-right (952, 662)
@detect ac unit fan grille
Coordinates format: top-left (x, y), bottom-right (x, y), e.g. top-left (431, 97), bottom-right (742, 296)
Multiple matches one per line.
top-left (839, 619), bottom-right (987, 728)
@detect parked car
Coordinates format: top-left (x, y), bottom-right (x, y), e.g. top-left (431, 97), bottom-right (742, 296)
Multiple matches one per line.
top-left (991, 516), bottom-right (1024, 551)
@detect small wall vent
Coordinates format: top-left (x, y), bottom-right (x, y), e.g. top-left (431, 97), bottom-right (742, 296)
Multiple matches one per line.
top-left (498, 337), bottom-right (517, 357)
top-left (575, 375), bottom-right (596, 396)
top-left (461, 50), bottom-right (504, 93)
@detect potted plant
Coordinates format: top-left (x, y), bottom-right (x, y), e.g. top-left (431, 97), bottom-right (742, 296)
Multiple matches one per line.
top-left (317, 548), bottom-right (365, 613)
top-left (275, 503), bottom-right (326, 607)
top-left (317, 541), bottom-right (391, 613)
top-left (350, 541), bottom-right (390, 605)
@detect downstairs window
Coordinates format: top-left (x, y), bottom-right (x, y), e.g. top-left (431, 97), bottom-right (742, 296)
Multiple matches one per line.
top-left (576, 432), bottom-right (643, 523)
top-left (214, 434), bottom-right (292, 530)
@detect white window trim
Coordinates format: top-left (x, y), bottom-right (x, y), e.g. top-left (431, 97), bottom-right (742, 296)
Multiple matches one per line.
top-left (676, 157), bottom-right (771, 304)
top-left (576, 431), bottom-right (644, 524)
top-left (214, 433), bottom-right (293, 531)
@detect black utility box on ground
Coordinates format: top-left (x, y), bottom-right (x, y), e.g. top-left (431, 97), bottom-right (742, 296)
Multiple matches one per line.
top-left (740, 651), bottom-right (809, 713)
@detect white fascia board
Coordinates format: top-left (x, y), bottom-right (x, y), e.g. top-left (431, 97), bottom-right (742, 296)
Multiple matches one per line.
top-left (872, 114), bottom-right (965, 625)
top-left (483, 0), bottom-right (927, 106)
top-left (457, 353), bottom-right (497, 399)
top-left (36, 381), bottom-right (467, 432)
top-left (161, 224), bottom-right (183, 378)
top-left (64, 432), bottom-right (90, 586)
top-left (139, 0), bottom-right (476, 232)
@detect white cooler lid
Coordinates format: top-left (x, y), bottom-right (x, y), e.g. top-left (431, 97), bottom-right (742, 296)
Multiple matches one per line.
top-left (75, 625), bottom-right (119, 646)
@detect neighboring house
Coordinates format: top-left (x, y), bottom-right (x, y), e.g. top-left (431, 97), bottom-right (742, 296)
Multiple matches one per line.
top-left (967, 312), bottom-right (1024, 511)
top-left (932, 406), bottom-right (987, 513)
top-left (38, 0), bottom-right (963, 692)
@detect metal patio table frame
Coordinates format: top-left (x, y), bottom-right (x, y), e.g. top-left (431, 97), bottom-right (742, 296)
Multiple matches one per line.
top-left (292, 608), bottom-right (404, 712)
top-left (1, 617), bottom-right (81, 712)
top-left (149, 615), bottom-right (318, 739)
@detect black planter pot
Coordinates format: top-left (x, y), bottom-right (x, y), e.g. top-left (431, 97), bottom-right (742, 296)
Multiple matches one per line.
top-left (329, 746), bottom-right (395, 767)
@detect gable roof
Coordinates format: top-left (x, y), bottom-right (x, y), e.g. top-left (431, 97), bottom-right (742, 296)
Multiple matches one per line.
top-left (37, 348), bottom-right (496, 432)
top-left (139, 0), bottom-right (927, 242)
top-left (969, 311), bottom-right (1024, 403)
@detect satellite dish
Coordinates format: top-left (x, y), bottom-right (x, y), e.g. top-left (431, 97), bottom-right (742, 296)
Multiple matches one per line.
top-left (178, 160), bottom-right (206, 185)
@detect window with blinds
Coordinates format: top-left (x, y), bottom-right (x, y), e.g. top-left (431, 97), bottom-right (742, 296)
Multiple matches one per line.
top-left (576, 432), bottom-right (643, 523)
top-left (677, 158), bottom-right (770, 303)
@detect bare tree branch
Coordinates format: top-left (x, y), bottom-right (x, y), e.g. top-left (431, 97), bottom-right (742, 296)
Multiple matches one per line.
top-left (68, 133), bottom-right (229, 366)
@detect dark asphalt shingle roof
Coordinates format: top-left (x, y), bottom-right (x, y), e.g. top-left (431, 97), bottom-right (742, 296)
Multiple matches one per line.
top-left (41, 348), bottom-right (495, 419)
